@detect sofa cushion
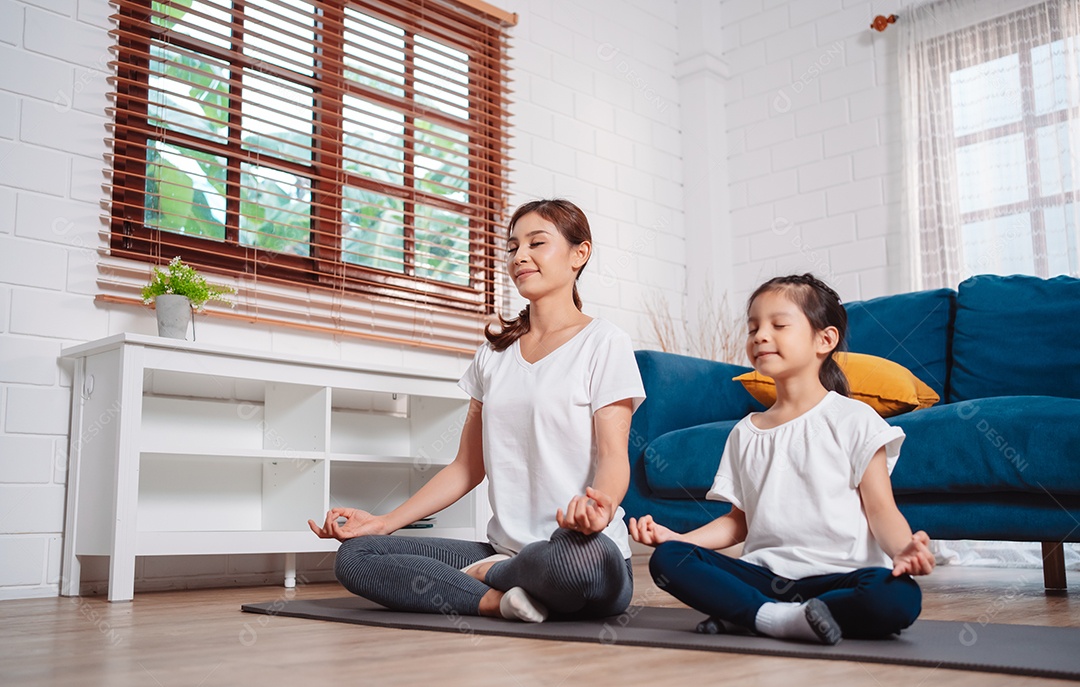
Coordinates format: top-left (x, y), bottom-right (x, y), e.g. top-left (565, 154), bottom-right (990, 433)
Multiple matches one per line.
top-left (733, 352), bottom-right (939, 417)
top-left (889, 396), bottom-right (1080, 495)
top-left (845, 288), bottom-right (955, 402)
top-left (950, 274), bottom-right (1080, 402)
top-left (643, 420), bottom-right (737, 498)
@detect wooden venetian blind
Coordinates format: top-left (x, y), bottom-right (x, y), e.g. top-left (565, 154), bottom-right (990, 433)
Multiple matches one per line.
top-left (102, 0), bottom-right (514, 352)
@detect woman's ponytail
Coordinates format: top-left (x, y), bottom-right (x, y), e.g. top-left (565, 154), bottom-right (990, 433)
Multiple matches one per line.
top-left (485, 304), bottom-right (532, 351)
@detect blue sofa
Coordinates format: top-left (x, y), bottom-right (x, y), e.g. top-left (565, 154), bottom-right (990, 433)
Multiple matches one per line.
top-left (624, 274), bottom-right (1080, 592)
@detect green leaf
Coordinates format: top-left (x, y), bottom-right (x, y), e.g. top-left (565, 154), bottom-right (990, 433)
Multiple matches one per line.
top-left (152, 0), bottom-right (193, 31)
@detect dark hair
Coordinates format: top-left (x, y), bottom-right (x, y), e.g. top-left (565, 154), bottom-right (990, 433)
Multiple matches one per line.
top-left (747, 273), bottom-right (850, 396)
top-left (485, 199), bottom-right (592, 351)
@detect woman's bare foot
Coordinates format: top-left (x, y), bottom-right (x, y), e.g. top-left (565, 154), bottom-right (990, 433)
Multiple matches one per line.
top-left (461, 554), bottom-right (510, 581)
top-left (478, 589), bottom-right (504, 617)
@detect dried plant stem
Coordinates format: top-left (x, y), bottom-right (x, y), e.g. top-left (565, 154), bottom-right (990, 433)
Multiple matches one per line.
top-left (645, 286), bottom-right (746, 364)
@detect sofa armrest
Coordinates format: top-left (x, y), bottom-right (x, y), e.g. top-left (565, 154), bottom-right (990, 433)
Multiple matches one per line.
top-left (630, 350), bottom-right (762, 451)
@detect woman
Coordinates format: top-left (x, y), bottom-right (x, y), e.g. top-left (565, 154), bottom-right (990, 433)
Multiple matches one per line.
top-left (309, 199), bottom-right (646, 622)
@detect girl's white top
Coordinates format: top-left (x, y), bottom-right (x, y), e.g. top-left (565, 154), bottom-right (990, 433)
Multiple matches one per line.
top-left (707, 391), bottom-right (906, 579)
top-left (459, 318), bottom-right (646, 558)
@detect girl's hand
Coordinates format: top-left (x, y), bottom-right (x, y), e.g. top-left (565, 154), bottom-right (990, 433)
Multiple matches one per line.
top-left (891, 530), bottom-right (935, 576)
top-left (556, 486), bottom-right (614, 535)
top-left (308, 508), bottom-right (389, 541)
top-left (628, 514), bottom-right (679, 547)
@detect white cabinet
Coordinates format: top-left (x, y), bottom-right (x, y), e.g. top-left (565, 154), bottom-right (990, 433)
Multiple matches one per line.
top-left (61, 334), bottom-right (483, 601)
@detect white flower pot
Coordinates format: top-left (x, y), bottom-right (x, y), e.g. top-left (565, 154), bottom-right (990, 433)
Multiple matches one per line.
top-left (155, 294), bottom-right (193, 339)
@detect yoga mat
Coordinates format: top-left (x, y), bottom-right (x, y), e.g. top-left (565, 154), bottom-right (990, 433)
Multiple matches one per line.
top-left (242, 597), bottom-right (1080, 681)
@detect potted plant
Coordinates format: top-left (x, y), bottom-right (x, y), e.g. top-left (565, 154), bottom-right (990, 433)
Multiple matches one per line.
top-left (142, 256), bottom-right (235, 339)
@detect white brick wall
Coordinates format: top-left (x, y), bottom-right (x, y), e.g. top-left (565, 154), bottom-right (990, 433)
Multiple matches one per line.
top-left (502, 0), bottom-right (685, 338)
top-left (723, 0), bottom-right (907, 304)
top-left (0, 0), bottom-right (685, 599)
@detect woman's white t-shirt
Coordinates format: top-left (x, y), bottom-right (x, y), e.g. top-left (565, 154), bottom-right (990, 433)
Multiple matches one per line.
top-left (458, 318), bottom-right (646, 559)
top-left (707, 391), bottom-right (905, 579)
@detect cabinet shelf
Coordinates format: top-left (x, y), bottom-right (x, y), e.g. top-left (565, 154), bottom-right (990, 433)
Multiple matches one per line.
top-left (328, 452), bottom-right (453, 466)
top-left (141, 449), bottom-right (327, 461)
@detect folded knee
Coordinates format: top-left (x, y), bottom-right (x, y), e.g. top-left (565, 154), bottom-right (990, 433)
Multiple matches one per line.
top-left (891, 575), bottom-right (923, 625)
top-left (333, 538), bottom-right (380, 578)
top-left (550, 528), bottom-right (622, 563)
top-left (861, 573), bottom-right (923, 631)
top-left (545, 530), bottom-right (624, 590)
top-left (648, 540), bottom-right (696, 586)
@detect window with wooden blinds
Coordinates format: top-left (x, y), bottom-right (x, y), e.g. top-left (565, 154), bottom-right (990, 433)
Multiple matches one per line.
top-left (103, 0), bottom-right (515, 352)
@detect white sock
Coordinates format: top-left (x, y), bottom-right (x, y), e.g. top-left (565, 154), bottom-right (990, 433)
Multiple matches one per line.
top-left (460, 553), bottom-right (510, 575)
top-left (754, 599), bottom-right (842, 645)
top-left (499, 587), bottom-right (548, 623)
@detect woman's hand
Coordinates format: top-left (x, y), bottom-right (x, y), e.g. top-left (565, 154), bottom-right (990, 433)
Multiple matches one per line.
top-left (556, 486), bottom-right (614, 535)
top-left (308, 507), bottom-right (389, 541)
top-left (891, 530), bottom-right (936, 576)
top-left (628, 514), bottom-right (679, 547)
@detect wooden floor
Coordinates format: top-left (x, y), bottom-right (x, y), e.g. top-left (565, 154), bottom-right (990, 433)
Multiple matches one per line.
top-left (1, 559), bottom-right (1077, 687)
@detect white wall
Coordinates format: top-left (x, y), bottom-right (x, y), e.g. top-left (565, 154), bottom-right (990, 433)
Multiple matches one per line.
top-left (721, 0), bottom-right (905, 306)
top-left (0, 0), bottom-right (686, 598)
top-left (501, 0), bottom-right (686, 332)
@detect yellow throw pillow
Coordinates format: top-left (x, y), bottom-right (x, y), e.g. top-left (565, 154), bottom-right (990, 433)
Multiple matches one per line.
top-left (733, 352), bottom-right (940, 417)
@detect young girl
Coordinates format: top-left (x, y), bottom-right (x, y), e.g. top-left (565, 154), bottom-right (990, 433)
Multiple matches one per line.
top-left (629, 274), bottom-right (934, 644)
top-left (310, 199), bottom-right (645, 623)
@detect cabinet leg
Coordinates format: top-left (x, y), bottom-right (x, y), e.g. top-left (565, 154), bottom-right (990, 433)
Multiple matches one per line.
top-left (1042, 541), bottom-right (1068, 594)
top-left (108, 554), bottom-right (136, 603)
top-left (60, 555), bottom-right (81, 597)
top-left (284, 552), bottom-right (297, 589)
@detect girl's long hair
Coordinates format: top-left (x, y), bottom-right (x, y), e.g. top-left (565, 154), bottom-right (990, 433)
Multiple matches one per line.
top-left (486, 199), bottom-right (592, 351)
top-left (747, 273), bottom-right (850, 396)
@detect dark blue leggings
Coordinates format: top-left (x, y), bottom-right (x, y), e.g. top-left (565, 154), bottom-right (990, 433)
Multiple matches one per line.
top-left (650, 541), bottom-right (922, 639)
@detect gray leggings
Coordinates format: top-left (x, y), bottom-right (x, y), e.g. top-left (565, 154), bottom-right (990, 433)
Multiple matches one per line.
top-left (334, 528), bottom-right (633, 619)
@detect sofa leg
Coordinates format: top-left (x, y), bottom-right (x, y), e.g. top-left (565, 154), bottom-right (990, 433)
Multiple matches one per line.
top-left (1041, 541), bottom-right (1068, 594)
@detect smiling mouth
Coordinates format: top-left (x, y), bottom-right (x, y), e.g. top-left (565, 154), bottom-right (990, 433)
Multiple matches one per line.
top-left (515, 270), bottom-right (538, 280)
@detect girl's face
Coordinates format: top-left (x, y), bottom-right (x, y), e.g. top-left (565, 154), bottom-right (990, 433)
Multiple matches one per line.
top-left (505, 212), bottom-right (590, 301)
top-left (746, 289), bottom-right (837, 381)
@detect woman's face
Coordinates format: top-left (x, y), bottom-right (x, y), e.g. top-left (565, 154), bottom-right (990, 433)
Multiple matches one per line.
top-left (505, 212), bottom-right (590, 301)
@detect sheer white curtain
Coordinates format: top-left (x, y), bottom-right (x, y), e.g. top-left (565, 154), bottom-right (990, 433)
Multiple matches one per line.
top-left (899, 0), bottom-right (1080, 289)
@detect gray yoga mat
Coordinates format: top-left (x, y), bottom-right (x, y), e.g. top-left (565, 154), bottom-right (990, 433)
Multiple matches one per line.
top-left (242, 597), bottom-right (1080, 680)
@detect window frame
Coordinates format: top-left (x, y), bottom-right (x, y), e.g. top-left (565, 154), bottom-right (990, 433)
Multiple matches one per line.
top-left (940, 3), bottom-right (1078, 277)
top-left (109, 0), bottom-right (510, 316)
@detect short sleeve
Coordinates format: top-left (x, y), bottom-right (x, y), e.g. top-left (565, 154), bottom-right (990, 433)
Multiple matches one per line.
top-left (706, 426), bottom-right (743, 508)
top-left (457, 344), bottom-right (489, 402)
top-left (844, 402), bottom-right (906, 488)
top-left (588, 327), bottom-right (646, 414)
